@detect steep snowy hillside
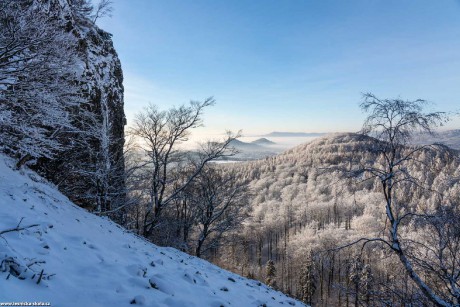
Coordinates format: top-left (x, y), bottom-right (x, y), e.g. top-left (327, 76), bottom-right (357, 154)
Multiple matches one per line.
top-left (0, 154), bottom-right (304, 307)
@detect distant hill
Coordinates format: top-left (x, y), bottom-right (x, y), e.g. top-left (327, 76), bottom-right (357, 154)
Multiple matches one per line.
top-left (412, 129), bottom-right (460, 150)
top-left (263, 131), bottom-right (327, 137)
top-left (229, 139), bottom-right (275, 150)
top-left (229, 139), bottom-right (262, 149)
top-left (224, 139), bottom-right (281, 161)
top-left (251, 138), bottom-right (276, 146)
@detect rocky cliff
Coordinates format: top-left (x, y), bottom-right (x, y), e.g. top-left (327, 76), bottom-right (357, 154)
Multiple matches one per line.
top-left (36, 0), bottom-right (126, 216)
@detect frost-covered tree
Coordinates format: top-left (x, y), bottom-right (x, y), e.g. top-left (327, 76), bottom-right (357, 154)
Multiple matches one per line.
top-left (0, 0), bottom-right (80, 167)
top-left (353, 93), bottom-right (458, 306)
top-left (298, 250), bottom-right (316, 304)
top-left (129, 98), bottom-right (239, 237)
top-left (348, 257), bottom-right (363, 307)
top-left (359, 263), bottom-right (373, 304)
top-left (347, 256), bottom-right (374, 306)
top-left (190, 167), bottom-right (249, 258)
top-left (265, 259), bottom-right (277, 288)
top-left (70, 0), bottom-right (113, 24)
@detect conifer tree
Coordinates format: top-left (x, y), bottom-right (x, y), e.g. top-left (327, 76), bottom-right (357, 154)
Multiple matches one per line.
top-left (298, 251), bottom-right (316, 304)
top-left (265, 259), bottom-right (277, 288)
top-left (359, 263), bottom-right (373, 305)
top-left (348, 257), bottom-right (363, 307)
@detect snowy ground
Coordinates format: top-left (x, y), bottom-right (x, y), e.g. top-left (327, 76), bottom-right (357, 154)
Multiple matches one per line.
top-left (0, 154), bottom-right (305, 307)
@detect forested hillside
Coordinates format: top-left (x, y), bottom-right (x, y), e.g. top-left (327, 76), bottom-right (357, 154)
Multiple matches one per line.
top-left (211, 133), bottom-right (460, 306)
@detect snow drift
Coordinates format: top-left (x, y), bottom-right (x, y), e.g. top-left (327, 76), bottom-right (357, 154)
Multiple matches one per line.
top-left (0, 154), bottom-right (304, 307)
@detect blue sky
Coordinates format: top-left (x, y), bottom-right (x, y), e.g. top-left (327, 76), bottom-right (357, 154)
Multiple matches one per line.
top-left (99, 0), bottom-right (460, 137)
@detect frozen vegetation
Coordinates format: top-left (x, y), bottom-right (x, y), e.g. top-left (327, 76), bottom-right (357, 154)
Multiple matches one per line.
top-left (1, 0), bottom-right (459, 306)
top-left (0, 154), bottom-right (305, 307)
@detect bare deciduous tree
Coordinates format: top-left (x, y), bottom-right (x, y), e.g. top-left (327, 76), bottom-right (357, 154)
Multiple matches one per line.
top-left (350, 93), bottom-right (459, 306)
top-left (91, 0), bottom-right (113, 24)
top-left (129, 98), bottom-right (239, 237)
top-left (70, 0), bottom-right (113, 24)
top-left (190, 167), bottom-right (249, 258)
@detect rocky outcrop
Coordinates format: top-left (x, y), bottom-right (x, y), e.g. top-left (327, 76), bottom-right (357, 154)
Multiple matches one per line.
top-left (36, 0), bottom-right (126, 216)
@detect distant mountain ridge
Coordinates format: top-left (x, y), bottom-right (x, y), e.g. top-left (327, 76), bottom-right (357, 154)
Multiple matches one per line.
top-left (412, 129), bottom-right (460, 150)
top-left (262, 131), bottom-right (327, 137)
top-left (224, 138), bottom-right (281, 161)
top-left (229, 139), bottom-right (260, 149)
top-left (229, 138), bottom-right (276, 149)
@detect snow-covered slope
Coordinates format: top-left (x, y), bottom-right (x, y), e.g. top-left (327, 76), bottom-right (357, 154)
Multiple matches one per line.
top-left (0, 154), bottom-right (304, 307)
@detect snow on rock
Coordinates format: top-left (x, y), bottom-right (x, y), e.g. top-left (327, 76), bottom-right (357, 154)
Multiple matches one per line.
top-left (0, 154), bottom-right (305, 307)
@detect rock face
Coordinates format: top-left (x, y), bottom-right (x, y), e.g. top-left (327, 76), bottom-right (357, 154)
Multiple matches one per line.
top-left (36, 0), bottom-right (126, 216)
top-left (76, 17), bottom-right (126, 216)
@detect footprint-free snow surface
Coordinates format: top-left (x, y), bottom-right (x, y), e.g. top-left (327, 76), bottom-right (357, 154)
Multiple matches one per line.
top-left (0, 155), bottom-right (304, 307)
